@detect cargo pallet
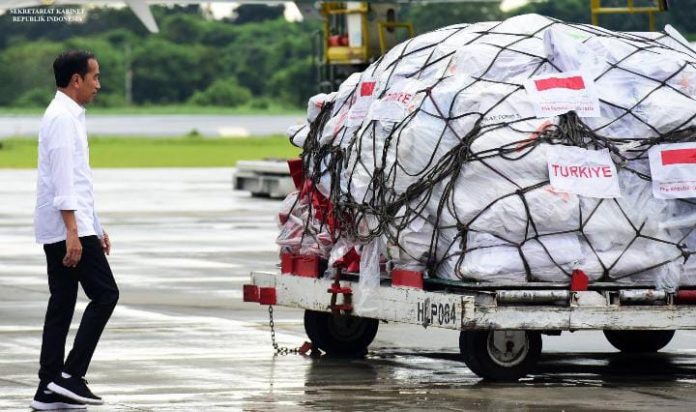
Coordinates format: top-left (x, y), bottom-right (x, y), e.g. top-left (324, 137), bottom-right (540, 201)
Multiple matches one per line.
top-left (244, 264), bottom-right (696, 381)
top-left (233, 160), bottom-right (295, 199)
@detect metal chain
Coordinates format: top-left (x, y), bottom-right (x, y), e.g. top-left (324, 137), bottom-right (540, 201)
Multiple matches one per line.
top-left (268, 305), bottom-right (301, 355)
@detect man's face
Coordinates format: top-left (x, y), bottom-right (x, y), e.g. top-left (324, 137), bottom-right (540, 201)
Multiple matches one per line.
top-left (75, 58), bottom-right (100, 106)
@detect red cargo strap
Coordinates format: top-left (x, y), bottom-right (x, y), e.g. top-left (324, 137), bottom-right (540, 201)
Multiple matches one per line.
top-left (287, 158), bottom-right (304, 190)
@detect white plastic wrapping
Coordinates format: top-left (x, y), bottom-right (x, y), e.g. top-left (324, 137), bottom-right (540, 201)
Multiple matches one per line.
top-left (280, 14), bottom-right (696, 291)
top-left (356, 238), bottom-right (386, 313)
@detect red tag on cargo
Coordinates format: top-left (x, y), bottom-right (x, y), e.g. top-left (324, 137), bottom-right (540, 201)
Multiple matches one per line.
top-left (661, 148), bottom-right (696, 166)
top-left (360, 81), bottom-right (376, 97)
top-left (534, 76), bottom-right (585, 91)
top-left (649, 143), bottom-right (696, 199)
top-left (524, 71), bottom-right (600, 118)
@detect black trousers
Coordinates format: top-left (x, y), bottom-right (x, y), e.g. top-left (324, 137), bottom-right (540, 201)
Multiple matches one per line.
top-left (39, 235), bottom-right (119, 383)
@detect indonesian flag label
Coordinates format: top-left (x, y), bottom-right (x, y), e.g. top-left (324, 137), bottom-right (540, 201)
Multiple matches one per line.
top-left (346, 77), bottom-right (376, 127)
top-left (649, 142), bottom-right (696, 199)
top-left (547, 146), bottom-right (621, 198)
top-left (524, 71), bottom-right (601, 118)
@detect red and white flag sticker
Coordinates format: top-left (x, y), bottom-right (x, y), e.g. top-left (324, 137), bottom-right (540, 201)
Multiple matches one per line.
top-left (547, 146), bottom-right (621, 198)
top-left (346, 77), bottom-right (376, 127)
top-left (649, 142), bottom-right (696, 199)
top-left (524, 71), bottom-right (600, 118)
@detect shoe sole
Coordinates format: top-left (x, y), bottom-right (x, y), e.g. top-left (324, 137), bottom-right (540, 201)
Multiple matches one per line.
top-left (46, 382), bottom-right (104, 406)
top-left (30, 399), bottom-right (87, 410)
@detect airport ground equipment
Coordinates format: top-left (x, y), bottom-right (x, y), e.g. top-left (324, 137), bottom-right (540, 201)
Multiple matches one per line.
top-left (590, 0), bottom-right (670, 32)
top-left (316, 2), bottom-right (413, 92)
top-left (233, 160), bottom-right (296, 199)
top-left (244, 265), bottom-right (696, 381)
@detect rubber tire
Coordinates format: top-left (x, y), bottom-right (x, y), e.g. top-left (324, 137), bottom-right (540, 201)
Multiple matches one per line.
top-left (304, 310), bottom-right (379, 357)
top-left (603, 330), bottom-right (675, 353)
top-left (459, 330), bottom-right (542, 381)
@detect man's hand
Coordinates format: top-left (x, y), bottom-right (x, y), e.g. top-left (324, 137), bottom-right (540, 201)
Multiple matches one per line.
top-left (101, 231), bottom-right (111, 255)
top-left (60, 210), bottom-right (81, 267)
top-left (63, 230), bottom-right (82, 267)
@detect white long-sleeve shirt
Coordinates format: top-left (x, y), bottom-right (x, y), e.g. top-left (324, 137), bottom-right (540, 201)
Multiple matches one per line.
top-left (34, 90), bottom-right (103, 244)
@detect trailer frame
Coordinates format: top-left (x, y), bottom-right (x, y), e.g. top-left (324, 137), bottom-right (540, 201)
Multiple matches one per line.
top-left (245, 269), bottom-right (696, 380)
top-left (247, 270), bottom-right (696, 331)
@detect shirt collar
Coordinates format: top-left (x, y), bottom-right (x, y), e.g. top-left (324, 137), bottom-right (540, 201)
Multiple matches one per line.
top-left (54, 90), bottom-right (86, 118)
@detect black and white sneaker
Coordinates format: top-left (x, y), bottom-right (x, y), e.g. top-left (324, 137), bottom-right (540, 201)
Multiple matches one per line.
top-left (47, 374), bottom-right (104, 405)
top-left (30, 383), bottom-right (87, 410)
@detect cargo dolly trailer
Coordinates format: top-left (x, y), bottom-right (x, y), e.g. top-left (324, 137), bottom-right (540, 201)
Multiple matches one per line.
top-left (244, 265), bottom-right (696, 381)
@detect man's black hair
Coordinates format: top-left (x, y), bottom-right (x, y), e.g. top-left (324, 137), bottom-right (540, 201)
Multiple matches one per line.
top-left (53, 50), bottom-right (95, 88)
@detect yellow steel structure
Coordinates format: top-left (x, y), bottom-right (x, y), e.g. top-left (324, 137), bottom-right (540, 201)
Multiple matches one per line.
top-left (317, 2), bottom-right (414, 91)
top-left (322, 2), bottom-right (370, 64)
top-left (320, 2), bottom-right (413, 65)
top-left (378, 21), bottom-right (414, 56)
top-left (590, 0), bottom-right (669, 31)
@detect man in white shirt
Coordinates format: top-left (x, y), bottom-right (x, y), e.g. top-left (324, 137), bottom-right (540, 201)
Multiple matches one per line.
top-left (32, 51), bottom-right (119, 411)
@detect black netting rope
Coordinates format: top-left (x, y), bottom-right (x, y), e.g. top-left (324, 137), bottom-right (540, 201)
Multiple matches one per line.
top-left (285, 17), bottom-right (696, 286)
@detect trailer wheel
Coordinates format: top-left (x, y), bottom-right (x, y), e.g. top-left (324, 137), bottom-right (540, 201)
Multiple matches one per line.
top-left (603, 330), bottom-right (675, 353)
top-left (459, 330), bottom-right (542, 381)
top-left (304, 310), bottom-right (379, 356)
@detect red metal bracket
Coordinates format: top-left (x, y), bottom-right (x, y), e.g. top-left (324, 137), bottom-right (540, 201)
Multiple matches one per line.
top-left (259, 287), bottom-right (277, 305)
top-left (570, 269), bottom-right (589, 291)
top-left (280, 252), bottom-right (293, 274)
top-left (243, 284), bottom-right (260, 302)
top-left (327, 285), bottom-right (352, 295)
top-left (328, 268), bottom-right (353, 314)
top-left (280, 252), bottom-right (323, 278)
top-left (298, 341), bottom-right (313, 355)
top-left (676, 290), bottom-right (696, 304)
top-left (392, 269), bottom-right (424, 289)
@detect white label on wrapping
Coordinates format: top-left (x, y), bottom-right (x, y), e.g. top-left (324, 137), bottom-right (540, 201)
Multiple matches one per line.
top-left (345, 77), bottom-right (376, 127)
top-left (547, 146), bottom-right (620, 198)
top-left (524, 71), bottom-right (600, 118)
top-left (648, 142), bottom-right (696, 199)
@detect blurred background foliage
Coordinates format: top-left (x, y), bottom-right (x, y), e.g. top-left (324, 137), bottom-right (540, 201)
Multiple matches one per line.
top-left (0, 1), bottom-right (694, 110)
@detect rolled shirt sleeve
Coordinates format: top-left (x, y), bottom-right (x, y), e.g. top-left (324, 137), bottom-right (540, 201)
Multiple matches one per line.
top-left (47, 116), bottom-right (79, 211)
top-left (93, 210), bottom-right (104, 238)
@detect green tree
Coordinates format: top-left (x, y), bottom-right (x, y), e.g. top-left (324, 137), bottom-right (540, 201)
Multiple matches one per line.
top-left (0, 41), bottom-right (63, 106)
top-left (130, 38), bottom-right (217, 104)
top-left (188, 77), bottom-right (252, 107)
top-left (14, 87), bottom-right (53, 107)
top-left (403, 2), bottom-right (505, 34)
top-left (268, 58), bottom-right (315, 107)
top-left (234, 5), bottom-right (285, 24)
top-left (160, 13), bottom-right (207, 44)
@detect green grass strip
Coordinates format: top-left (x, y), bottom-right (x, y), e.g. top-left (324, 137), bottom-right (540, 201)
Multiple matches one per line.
top-left (0, 105), bottom-right (304, 116)
top-left (0, 135), bottom-right (301, 168)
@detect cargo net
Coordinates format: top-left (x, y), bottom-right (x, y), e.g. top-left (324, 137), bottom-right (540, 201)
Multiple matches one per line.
top-left (279, 14), bottom-right (696, 290)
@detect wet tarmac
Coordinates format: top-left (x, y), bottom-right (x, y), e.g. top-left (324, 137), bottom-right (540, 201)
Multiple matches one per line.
top-left (2, 168), bottom-right (696, 411)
